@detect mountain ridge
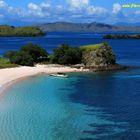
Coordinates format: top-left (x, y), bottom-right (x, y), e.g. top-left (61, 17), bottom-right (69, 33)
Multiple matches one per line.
top-left (37, 22), bottom-right (140, 32)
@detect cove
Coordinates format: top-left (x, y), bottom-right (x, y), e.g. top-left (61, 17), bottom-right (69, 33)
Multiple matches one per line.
top-left (1, 70), bottom-right (140, 140)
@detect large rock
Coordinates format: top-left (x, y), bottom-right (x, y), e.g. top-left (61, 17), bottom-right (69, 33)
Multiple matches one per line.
top-left (82, 43), bottom-right (116, 68)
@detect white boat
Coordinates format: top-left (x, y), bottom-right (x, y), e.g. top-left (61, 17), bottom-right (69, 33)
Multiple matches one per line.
top-left (49, 73), bottom-right (68, 78)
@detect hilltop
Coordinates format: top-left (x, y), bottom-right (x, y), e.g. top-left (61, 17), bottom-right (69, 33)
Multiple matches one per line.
top-left (78, 43), bottom-right (127, 71)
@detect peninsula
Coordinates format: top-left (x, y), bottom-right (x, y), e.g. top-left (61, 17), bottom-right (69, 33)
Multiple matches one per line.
top-left (0, 25), bottom-right (45, 37)
top-left (0, 42), bottom-right (126, 91)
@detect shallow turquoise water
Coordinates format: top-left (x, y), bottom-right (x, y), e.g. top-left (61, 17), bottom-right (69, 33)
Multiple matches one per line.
top-left (1, 71), bottom-right (139, 140)
top-left (0, 74), bottom-right (95, 140)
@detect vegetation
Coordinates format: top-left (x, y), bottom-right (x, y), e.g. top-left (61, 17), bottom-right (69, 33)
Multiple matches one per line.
top-left (21, 43), bottom-right (48, 62)
top-left (52, 44), bottom-right (82, 65)
top-left (4, 43), bottom-right (48, 66)
top-left (82, 42), bottom-right (116, 67)
top-left (3, 41), bottom-right (116, 69)
top-left (0, 25), bottom-right (45, 37)
top-left (0, 58), bottom-right (18, 69)
top-left (80, 43), bottom-right (102, 52)
top-left (103, 34), bottom-right (140, 39)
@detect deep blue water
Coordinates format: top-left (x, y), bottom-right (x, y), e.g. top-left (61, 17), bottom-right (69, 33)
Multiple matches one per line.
top-left (0, 32), bottom-right (140, 66)
top-left (0, 32), bottom-right (140, 140)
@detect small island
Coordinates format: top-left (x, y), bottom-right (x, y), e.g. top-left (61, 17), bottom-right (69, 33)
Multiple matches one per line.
top-left (80, 43), bottom-right (126, 71)
top-left (1, 42), bottom-right (126, 71)
top-left (103, 34), bottom-right (140, 39)
top-left (0, 25), bottom-right (45, 37)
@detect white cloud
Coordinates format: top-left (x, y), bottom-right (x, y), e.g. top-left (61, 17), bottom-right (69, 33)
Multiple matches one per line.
top-left (112, 3), bottom-right (122, 14)
top-left (0, 0), bottom-right (139, 25)
top-left (68, 0), bottom-right (89, 8)
top-left (0, 0), bottom-right (23, 18)
top-left (40, 2), bottom-right (50, 9)
top-left (0, 0), bottom-right (7, 8)
top-left (27, 2), bottom-right (51, 18)
top-left (87, 5), bottom-right (107, 15)
top-left (28, 3), bottom-right (41, 11)
top-left (135, 11), bottom-right (140, 15)
top-left (55, 5), bottom-right (64, 13)
top-left (0, 14), bottom-right (4, 18)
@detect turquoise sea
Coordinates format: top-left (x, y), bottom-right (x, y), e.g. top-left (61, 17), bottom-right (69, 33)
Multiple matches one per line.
top-left (0, 32), bottom-right (140, 139)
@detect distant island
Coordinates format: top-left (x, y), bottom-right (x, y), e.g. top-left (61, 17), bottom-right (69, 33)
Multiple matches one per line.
top-left (1, 22), bottom-right (140, 36)
top-left (0, 25), bottom-right (45, 37)
top-left (37, 22), bottom-right (140, 32)
top-left (103, 34), bottom-right (140, 39)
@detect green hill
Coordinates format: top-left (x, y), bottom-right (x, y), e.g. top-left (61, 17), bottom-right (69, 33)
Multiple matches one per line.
top-left (80, 44), bottom-right (102, 52)
top-left (81, 43), bottom-right (116, 67)
top-left (0, 25), bottom-right (45, 37)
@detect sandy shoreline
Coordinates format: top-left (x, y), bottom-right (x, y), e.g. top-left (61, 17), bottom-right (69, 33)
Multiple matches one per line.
top-left (0, 64), bottom-right (89, 94)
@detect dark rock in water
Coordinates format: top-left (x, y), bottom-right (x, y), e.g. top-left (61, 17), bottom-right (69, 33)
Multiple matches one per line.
top-left (87, 64), bottom-right (129, 72)
top-left (103, 34), bottom-right (140, 39)
top-left (82, 42), bottom-right (116, 68)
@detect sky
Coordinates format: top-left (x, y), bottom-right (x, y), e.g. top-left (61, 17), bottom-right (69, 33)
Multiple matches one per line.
top-left (0, 0), bottom-right (140, 25)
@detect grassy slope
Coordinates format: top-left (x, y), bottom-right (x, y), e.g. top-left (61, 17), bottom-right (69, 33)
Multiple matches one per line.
top-left (0, 59), bottom-right (18, 69)
top-left (80, 43), bottom-right (102, 52)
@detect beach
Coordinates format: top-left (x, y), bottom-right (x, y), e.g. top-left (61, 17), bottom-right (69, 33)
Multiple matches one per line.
top-left (0, 64), bottom-right (89, 91)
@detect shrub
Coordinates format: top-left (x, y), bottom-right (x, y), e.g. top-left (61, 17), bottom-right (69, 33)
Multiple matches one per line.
top-left (4, 50), bottom-right (17, 60)
top-left (4, 43), bottom-right (48, 66)
top-left (10, 51), bottom-right (34, 66)
top-left (52, 44), bottom-right (82, 65)
top-left (21, 43), bottom-right (48, 62)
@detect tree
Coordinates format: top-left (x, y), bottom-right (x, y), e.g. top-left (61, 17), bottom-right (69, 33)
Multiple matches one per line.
top-left (4, 43), bottom-right (48, 66)
top-left (10, 51), bottom-right (34, 66)
top-left (100, 42), bottom-right (116, 64)
top-left (52, 44), bottom-right (82, 64)
top-left (21, 43), bottom-right (48, 62)
top-left (4, 50), bottom-right (17, 60)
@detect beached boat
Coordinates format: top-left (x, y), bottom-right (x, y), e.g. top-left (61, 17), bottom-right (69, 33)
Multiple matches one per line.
top-left (49, 73), bottom-right (68, 78)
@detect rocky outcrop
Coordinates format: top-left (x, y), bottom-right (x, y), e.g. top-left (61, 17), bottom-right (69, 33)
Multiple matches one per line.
top-left (82, 43), bottom-right (116, 68)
